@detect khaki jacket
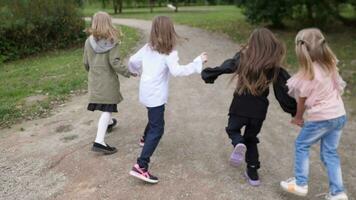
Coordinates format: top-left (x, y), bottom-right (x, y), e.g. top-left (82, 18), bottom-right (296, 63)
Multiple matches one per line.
top-left (83, 38), bottom-right (130, 104)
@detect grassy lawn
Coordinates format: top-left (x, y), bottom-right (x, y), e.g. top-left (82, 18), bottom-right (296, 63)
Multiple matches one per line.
top-left (0, 26), bottom-right (139, 128)
top-left (84, 5), bottom-right (356, 99)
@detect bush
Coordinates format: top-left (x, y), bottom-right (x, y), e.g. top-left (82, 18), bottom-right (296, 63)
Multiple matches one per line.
top-left (0, 0), bottom-right (85, 62)
top-left (236, 0), bottom-right (293, 27)
top-left (237, 0), bottom-right (356, 27)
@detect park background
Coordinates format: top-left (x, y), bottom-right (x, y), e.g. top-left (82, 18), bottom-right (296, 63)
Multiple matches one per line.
top-left (0, 1), bottom-right (356, 200)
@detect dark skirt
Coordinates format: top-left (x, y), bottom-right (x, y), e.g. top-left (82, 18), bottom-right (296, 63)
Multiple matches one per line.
top-left (87, 103), bottom-right (118, 112)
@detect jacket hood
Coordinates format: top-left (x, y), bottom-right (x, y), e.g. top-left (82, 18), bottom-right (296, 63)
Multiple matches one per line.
top-left (89, 35), bottom-right (116, 53)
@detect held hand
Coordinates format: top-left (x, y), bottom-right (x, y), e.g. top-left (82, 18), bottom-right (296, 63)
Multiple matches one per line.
top-left (130, 72), bottom-right (139, 77)
top-left (200, 52), bottom-right (208, 64)
top-left (291, 117), bottom-right (304, 127)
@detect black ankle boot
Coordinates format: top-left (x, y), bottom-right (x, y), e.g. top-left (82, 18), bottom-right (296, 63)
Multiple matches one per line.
top-left (247, 165), bottom-right (259, 181)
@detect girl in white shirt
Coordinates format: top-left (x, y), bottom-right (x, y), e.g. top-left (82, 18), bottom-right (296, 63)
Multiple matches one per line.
top-left (128, 16), bottom-right (207, 184)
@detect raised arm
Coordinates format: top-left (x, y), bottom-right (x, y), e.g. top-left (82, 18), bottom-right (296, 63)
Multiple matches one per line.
top-left (165, 51), bottom-right (203, 77)
top-left (273, 68), bottom-right (297, 117)
top-left (201, 52), bottom-right (240, 84)
top-left (109, 44), bottom-right (130, 78)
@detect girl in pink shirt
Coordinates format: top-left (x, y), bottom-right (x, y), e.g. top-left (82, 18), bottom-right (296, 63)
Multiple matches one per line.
top-left (280, 28), bottom-right (348, 200)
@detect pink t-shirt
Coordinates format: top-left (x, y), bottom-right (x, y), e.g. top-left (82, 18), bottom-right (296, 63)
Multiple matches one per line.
top-left (287, 62), bottom-right (346, 121)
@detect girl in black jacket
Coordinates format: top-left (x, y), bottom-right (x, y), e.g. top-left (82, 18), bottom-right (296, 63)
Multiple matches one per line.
top-left (202, 28), bottom-right (296, 186)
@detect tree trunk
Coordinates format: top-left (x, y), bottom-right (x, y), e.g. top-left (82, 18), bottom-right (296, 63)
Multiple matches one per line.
top-left (113, 0), bottom-right (118, 14)
top-left (149, 0), bottom-right (154, 13)
top-left (119, 0), bottom-right (122, 13)
top-left (174, 0), bottom-right (178, 12)
top-left (113, 0), bottom-right (123, 14)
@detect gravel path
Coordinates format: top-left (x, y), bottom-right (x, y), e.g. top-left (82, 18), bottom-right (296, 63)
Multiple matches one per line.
top-left (0, 18), bottom-right (355, 200)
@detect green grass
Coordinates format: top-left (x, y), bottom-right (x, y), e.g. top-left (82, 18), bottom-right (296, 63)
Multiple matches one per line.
top-left (0, 26), bottom-right (139, 128)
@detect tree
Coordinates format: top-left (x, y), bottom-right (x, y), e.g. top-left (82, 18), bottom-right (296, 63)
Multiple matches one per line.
top-left (113, 0), bottom-right (123, 13)
top-left (236, 0), bottom-right (293, 27)
top-left (149, 0), bottom-right (155, 13)
top-left (237, 0), bottom-right (356, 27)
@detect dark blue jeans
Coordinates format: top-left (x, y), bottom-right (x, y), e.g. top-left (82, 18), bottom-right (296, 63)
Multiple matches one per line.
top-left (137, 105), bottom-right (165, 169)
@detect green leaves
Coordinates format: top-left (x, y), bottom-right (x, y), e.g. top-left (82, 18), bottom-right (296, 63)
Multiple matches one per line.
top-left (237, 0), bottom-right (356, 27)
top-left (0, 0), bottom-right (86, 62)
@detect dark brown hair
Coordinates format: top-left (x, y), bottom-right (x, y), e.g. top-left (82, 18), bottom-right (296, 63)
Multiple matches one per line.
top-left (233, 28), bottom-right (286, 96)
top-left (149, 16), bottom-right (179, 55)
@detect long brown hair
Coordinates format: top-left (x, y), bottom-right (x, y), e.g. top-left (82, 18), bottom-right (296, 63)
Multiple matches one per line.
top-left (295, 28), bottom-right (338, 80)
top-left (87, 11), bottom-right (122, 43)
top-left (149, 16), bottom-right (179, 55)
top-left (233, 28), bottom-right (286, 96)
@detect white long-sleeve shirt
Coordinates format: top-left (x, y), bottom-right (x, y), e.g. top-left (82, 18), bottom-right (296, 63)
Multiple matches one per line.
top-left (128, 44), bottom-right (203, 107)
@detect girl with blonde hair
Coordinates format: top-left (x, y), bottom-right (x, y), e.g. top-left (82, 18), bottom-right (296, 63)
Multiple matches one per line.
top-left (281, 28), bottom-right (348, 200)
top-left (84, 11), bottom-right (132, 154)
top-left (128, 16), bottom-right (207, 183)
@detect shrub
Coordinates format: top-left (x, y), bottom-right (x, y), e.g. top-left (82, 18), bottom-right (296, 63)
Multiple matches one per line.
top-left (0, 0), bottom-right (85, 62)
top-left (236, 0), bottom-right (356, 27)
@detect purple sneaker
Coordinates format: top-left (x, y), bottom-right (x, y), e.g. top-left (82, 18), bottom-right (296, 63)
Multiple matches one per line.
top-left (229, 143), bottom-right (246, 167)
top-left (244, 169), bottom-right (261, 187)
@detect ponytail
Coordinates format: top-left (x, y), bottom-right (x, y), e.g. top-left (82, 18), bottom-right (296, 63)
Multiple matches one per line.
top-left (296, 39), bottom-right (314, 79)
top-left (295, 28), bottom-right (338, 80)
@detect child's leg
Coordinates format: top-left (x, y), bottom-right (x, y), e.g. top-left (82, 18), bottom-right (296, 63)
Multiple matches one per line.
top-left (320, 116), bottom-right (346, 195)
top-left (242, 118), bottom-right (263, 186)
top-left (225, 114), bottom-right (247, 146)
top-left (137, 105), bottom-right (165, 169)
top-left (143, 123), bottom-right (150, 140)
top-left (243, 118), bottom-right (264, 169)
top-left (294, 121), bottom-right (328, 186)
top-left (95, 112), bottom-right (112, 145)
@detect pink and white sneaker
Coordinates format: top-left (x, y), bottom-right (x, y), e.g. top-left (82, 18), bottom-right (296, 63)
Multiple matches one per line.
top-left (129, 164), bottom-right (158, 184)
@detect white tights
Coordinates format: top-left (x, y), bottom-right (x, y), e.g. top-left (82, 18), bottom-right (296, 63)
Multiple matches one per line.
top-left (95, 112), bottom-right (113, 146)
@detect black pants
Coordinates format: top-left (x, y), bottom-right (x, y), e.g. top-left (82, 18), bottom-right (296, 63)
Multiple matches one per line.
top-left (137, 105), bottom-right (165, 169)
top-left (225, 114), bottom-right (264, 169)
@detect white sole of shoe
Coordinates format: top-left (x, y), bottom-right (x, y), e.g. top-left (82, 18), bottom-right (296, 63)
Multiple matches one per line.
top-left (129, 170), bottom-right (158, 184)
top-left (280, 183), bottom-right (307, 197)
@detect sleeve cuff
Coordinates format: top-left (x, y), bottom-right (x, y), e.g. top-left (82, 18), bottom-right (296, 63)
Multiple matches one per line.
top-left (193, 56), bottom-right (203, 73)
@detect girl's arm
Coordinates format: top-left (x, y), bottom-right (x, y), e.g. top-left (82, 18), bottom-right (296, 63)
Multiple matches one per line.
top-left (128, 45), bottom-right (146, 76)
top-left (201, 53), bottom-right (240, 84)
top-left (291, 97), bottom-right (306, 127)
top-left (109, 45), bottom-right (131, 78)
top-left (83, 42), bottom-right (89, 72)
top-left (166, 51), bottom-right (204, 77)
top-left (273, 68), bottom-right (297, 116)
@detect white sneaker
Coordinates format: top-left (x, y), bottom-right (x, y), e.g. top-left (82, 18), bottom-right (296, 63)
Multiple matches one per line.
top-left (325, 192), bottom-right (348, 200)
top-left (280, 177), bottom-right (308, 196)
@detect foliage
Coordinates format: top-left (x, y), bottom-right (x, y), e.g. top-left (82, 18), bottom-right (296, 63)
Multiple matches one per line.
top-left (236, 0), bottom-right (292, 27)
top-left (0, 0), bottom-right (86, 62)
top-left (236, 0), bottom-right (356, 27)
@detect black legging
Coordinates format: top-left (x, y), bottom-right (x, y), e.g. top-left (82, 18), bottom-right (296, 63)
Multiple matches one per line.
top-left (225, 114), bottom-right (264, 168)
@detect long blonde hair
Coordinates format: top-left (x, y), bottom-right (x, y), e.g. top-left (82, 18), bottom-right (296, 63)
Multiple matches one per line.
top-left (88, 11), bottom-right (122, 43)
top-left (149, 16), bottom-right (179, 55)
top-left (295, 28), bottom-right (338, 80)
top-left (233, 28), bottom-right (286, 96)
